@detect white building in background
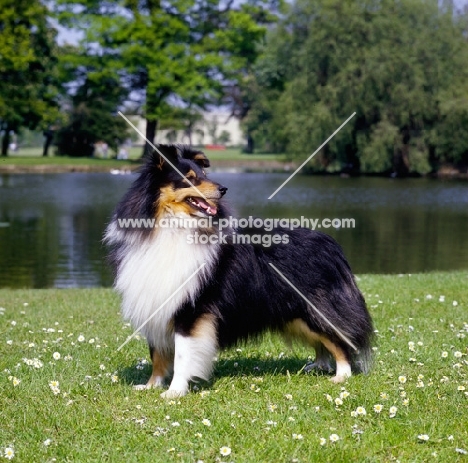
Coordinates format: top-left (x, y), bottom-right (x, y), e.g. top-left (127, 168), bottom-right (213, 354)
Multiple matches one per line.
top-left (134, 111), bottom-right (245, 147)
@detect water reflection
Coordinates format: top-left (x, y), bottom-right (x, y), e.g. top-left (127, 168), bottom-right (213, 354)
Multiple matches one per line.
top-left (0, 173), bottom-right (467, 288)
top-left (0, 173), bottom-right (126, 288)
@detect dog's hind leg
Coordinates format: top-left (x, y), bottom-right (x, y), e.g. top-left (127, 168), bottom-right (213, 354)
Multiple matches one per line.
top-left (161, 314), bottom-right (218, 399)
top-left (304, 342), bottom-right (334, 374)
top-left (284, 319), bottom-right (351, 382)
top-left (134, 346), bottom-right (172, 390)
top-left (318, 336), bottom-right (352, 383)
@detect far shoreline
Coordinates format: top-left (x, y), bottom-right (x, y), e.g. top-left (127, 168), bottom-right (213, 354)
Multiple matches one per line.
top-left (1, 158), bottom-right (467, 178)
top-left (0, 158), bottom-right (297, 174)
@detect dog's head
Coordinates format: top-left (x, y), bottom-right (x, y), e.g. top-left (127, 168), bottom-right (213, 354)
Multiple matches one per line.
top-left (148, 144), bottom-right (227, 219)
top-left (114, 144), bottom-right (227, 225)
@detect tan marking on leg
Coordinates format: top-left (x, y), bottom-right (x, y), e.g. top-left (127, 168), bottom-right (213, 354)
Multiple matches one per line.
top-left (318, 336), bottom-right (351, 383)
top-left (134, 347), bottom-right (172, 391)
top-left (284, 319), bottom-right (351, 382)
top-left (190, 313), bottom-right (217, 340)
top-left (284, 318), bottom-right (321, 342)
top-left (148, 348), bottom-right (171, 385)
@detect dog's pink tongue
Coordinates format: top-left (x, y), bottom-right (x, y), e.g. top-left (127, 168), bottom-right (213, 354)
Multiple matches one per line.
top-left (206, 204), bottom-right (217, 215)
top-left (195, 198), bottom-right (217, 216)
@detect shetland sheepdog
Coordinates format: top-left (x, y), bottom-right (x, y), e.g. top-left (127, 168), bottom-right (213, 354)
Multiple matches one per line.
top-left (105, 144), bottom-right (373, 398)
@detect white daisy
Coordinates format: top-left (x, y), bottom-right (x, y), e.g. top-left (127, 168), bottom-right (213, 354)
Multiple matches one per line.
top-left (219, 446), bottom-right (231, 456)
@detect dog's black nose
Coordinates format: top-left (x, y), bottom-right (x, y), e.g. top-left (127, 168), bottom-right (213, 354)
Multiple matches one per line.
top-left (219, 186), bottom-right (228, 196)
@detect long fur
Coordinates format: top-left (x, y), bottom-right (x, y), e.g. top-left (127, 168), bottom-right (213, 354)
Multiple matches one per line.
top-left (105, 144), bottom-right (374, 396)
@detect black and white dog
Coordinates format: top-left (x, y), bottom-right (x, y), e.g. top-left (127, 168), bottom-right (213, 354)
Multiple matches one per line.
top-left (105, 145), bottom-right (373, 397)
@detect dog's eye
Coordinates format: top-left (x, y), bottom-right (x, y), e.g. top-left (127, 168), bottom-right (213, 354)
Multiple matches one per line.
top-left (184, 169), bottom-right (197, 183)
top-left (202, 169), bottom-right (206, 176)
top-left (185, 175), bottom-right (196, 183)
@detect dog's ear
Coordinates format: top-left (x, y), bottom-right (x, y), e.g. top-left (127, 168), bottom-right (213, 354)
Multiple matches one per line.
top-left (179, 146), bottom-right (210, 168)
top-left (150, 145), bottom-right (180, 170)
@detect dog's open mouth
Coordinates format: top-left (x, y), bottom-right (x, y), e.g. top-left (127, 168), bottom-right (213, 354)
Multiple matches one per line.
top-left (186, 197), bottom-right (217, 216)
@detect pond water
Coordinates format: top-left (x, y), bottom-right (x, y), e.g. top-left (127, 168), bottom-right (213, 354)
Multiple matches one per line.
top-left (0, 172), bottom-right (467, 288)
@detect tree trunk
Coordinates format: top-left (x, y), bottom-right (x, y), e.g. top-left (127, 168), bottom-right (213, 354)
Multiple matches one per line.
top-left (1, 125), bottom-right (11, 156)
top-left (393, 129), bottom-right (410, 177)
top-left (186, 126), bottom-right (193, 146)
top-left (245, 133), bottom-right (254, 154)
top-left (43, 131), bottom-right (54, 157)
top-left (393, 146), bottom-right (410, 177)
top-left (142, 119), bottom-right (158, 158)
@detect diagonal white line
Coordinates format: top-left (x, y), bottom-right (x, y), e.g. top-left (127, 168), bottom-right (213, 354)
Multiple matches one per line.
top-left (268, 262), bottom-right (357, 351)
top-left (118, 111), bottom-right (208, 201)
top-left (117, 262), bottom-right (207, 351)
top-left (268, 112), bottom-right (356, 200)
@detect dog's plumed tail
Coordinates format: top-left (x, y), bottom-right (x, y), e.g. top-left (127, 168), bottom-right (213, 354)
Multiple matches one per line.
top-left (337, 273), bottom-right (374, 375)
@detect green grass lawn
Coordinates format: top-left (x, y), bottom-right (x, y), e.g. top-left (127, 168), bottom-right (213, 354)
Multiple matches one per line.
top-left (0, 147), bottom-right (286, 168)
top-left (196, 149), bottom-right (286, 162)
top-left (1, 272), bottom-right (467, 462)
top-left (0, 147), bottom-right (139, 169)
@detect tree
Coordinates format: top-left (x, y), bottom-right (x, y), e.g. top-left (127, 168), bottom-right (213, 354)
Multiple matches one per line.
top-left (157, 105), bottom-right (204, 145)
top-left (218, 130), bottom-right (231, 145)
top-left (240, 42), bottom-right (291, 154)
top-left (56, 0), bottom-right (279, 157)
top-left (220, 4), bottom-right (281, 153)
top-left (55, 71), bottom-right (129, 156)
top-left (0, 0), bottom-right (60, 156)
top-left (207, 116), bottom-right (219, 145)
top-left (248, 0), bottom-right (468, 175)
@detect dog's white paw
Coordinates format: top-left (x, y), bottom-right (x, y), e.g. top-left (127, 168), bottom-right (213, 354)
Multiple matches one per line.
top-left (133, 376), bottom-right (165, 391)
top-left (330, 362), bottom-right (352, 383)
top-left (160, 389), bottom-right (187, 399)
top-left (133, 382), bottom-right (163, 391)
top-left (133, 384), bottom-right (151, 391)
top-left (330, 374), bottom-right (350, 384)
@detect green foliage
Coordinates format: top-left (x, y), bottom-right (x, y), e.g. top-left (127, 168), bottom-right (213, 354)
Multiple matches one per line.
top-left (0, 0), bottom-right (60, 155)
top-left (240, 77), bottom-right (288, 154)
top-left (55, 74), bottom-right (128, 157)
top-left (218, 130), bottom-right (231, 145)
top-left (219, 4), bottom-right (282, 153)
top-left (358, 120), bottom-right (398, 174)
top-left (248, 0), bottom-right (468, 175)
top-left (434, 95), bottom-right (468, 165)
top-left (408, 140), bottom-right (432, 175)
top-left (55, 0), bottom-right (278, 155)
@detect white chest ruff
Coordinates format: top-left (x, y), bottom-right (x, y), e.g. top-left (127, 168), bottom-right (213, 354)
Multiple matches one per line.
top-left (115, 229), bottom-right (218, 352)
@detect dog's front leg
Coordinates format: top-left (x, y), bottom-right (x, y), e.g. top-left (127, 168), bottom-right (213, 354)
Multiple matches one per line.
top-left (134, 345), bottom-right (173, 390)
top-left (161, 314), bottom-right (218, 399)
